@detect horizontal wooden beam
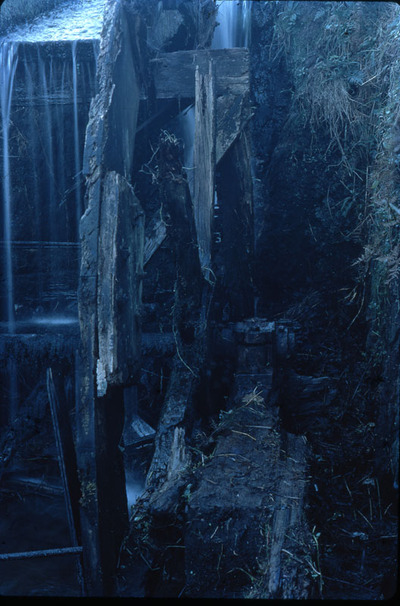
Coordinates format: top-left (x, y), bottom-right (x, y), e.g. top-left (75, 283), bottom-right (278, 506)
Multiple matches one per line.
top-left (151, 48), bottom-right (249, 99)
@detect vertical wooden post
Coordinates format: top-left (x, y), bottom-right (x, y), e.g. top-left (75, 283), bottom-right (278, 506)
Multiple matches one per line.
top-left (76, 0), bottom-right (144, 595)
top-left (193, 56), bottom-right (216, 279)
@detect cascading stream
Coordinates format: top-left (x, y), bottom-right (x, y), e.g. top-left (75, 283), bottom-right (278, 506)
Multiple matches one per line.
top-left (211, 0), bottom-right (252, 49)
top-left (0, 0), bottom-right (103, 330)
top-left (0, 41), bottom-right (19, 420)
top-left (0, 40), bottom-right (98, 329)
top-left (0, 41), bottom-right (19, 334)
top-left (0, 4), bottom-right (101, 429)
top-left (72, 40), bottom-right (82, 227)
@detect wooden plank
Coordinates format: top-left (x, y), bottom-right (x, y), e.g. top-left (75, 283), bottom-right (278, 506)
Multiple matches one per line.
top-left (77, 0), bottom-right (143, 596)
top-left (193, 58), bottom-right (216, 275)
top-left (216, 93), bottom-right (252, 164)
top-left (97, 171), bottom-right (144, 394)
top-left (143, 214), bottom-right (167, 266)
top-left (151, 48), bottom-right (249, 99)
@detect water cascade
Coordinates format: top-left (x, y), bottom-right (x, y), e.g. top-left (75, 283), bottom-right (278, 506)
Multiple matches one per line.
top-left (0, 11), bottom-right (101, 330)
top-left (0, 41), bottom-right (19, 334)
top-left (72, 40), bottom-right (82, 225)
top-left (212, 0), bottom-right (252, 49)
top-left (0, 4), bottom-right (103, 423)
top-left (0, 1), bottom-right (105, 595)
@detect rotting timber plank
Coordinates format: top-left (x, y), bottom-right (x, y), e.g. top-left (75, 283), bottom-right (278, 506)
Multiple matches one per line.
top-left (193, 57), bottom-right (216, 275)
top-left (151, 48), bottom-right (249, 99)
top-left (77, 0), bottom-right (144, 596)
top-left (146, 131), bottom-right (207, 490)
top-left (216, 93), bottom-right (252, 164)
top-left (266, 433), bottom-right (311, 597)
top-left (143, 212), bottom-right (167, 267)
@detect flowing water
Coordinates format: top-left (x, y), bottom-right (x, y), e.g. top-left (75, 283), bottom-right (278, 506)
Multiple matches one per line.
top-left (0, 0), bottom-right (105, 329)
top-left (0, 41), bottom-right (19, 420)
top-left (0, 40), bottom-right (98, 330)
top-left (0, 41), bottom-right (18, 334)
top-left (72, 40), bottom-right (82, 227)
top-left (212, 0), bottom-right (252, 49)
top-left (0, 0), bottom-right (101, 437)
top-left (0, 2), bottom-right (106, 594)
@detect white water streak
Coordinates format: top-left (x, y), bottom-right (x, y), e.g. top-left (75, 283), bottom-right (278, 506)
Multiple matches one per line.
top-left (212, 0), bottom-right (252, 49)
top-left (1, 41), bottom-right (19, 333)
top-left (72, 40), bottom-right (82, 230)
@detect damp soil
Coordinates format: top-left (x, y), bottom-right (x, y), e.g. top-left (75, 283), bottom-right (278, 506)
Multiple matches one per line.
top-left (278, 296), bottom-right (398, 601)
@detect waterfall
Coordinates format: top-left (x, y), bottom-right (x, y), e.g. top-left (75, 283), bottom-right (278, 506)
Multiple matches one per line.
top-left (0, 40), bottom-right (98, 328)
top-left (0, 41), bottom-right (19, 334)
top-left (211, 0), bottom-right (252, 49)
top-left (0, 2), bottom-right (102, 430)
top-left (0, 41), bottom-right (19, 420)
top-left (72, 40), bottom-right (82, 228)
top-left (37, 48), bottom-right (57, 246)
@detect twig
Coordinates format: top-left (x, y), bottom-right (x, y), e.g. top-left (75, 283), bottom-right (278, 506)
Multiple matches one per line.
top-left (47, 369), bottom-right (78, 548)
top-left (281, 548), bottom-right (303, 565)
top-left (231, 430), bottom-right (257, 441)
top-left (323, 574), bottom-right (373, 589)
top-left (172, 329), bottom-right (198, 378)
top-left (0, 546), bottom-right (82, 561)
top-left (375, 477), bottom-right (382, 520)
top-left (356, 509), bottom-right (374, 529)
top-left (344, 478), bottom-right (352, 498)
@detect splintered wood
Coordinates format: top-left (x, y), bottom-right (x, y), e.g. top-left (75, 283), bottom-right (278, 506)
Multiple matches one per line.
top-left (193, 58), bottom-right (216, 274)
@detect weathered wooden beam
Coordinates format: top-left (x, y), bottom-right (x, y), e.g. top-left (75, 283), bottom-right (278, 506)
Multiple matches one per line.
top-left (77, 0), bottom-right (144, 596)
top-left (266, 433), bottom-right (311, 597)
top-left (97, 171), bottom-right (144, 394)
top-left (216, 93), bottom-right (252, 164)
top-left (214, 132), bottom-right (254, 321)
top-left (193, 57), bottom-right (216, 275)
top-left (143, 213), bottom-right (167, 266)
top-left (151, 48), bottom-right (249, 99)
top-left (146, 132), bottom-right (207, 491)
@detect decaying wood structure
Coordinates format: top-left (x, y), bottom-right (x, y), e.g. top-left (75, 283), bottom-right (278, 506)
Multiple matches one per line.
top-left (77, 0), bottom-right (144, 595)
top-left (76, 0), bottom-right (254, 595)
top-left (1, 0), bottom-right (397, 599)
